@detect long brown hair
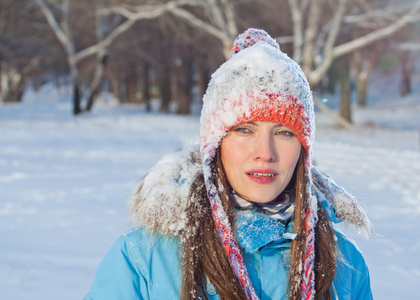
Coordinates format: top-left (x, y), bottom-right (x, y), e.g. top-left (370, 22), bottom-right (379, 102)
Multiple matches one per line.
top-left (181, 148), bottom-right (337, 300)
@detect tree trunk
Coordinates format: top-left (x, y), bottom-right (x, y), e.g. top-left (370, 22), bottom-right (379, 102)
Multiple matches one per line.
top-left (400, 53), bottom-right (413, 97)
top-left (353, 51), bottom-right (373, 107)
top-left (126, 75), bottom-right (137, 103)
top-left (142, 63), bottom-right (151, 112)
top-left (158, 67), bottom-right (171, 113)
top-left (338, 56), bottom-right (352, 123)
top-left (356, 73), bottom-right (368, 107)
top-left (86, 86), bottom-right (99, 111)
top-left (176, 57), bottom-right (193, 115)
top-left (109, 75), bottom-right (121, 103)
top-left (177, 84), bottom-right (190, 114)
top-left (198, 64), bottom-right (210, 102)
top-left (69, 56), bottom-right (83, 115)
top-left (301, 0), bottom-right (321, 76)
top-left (86, 51), bottom-right (108, 111)
top-left (73, 83), bottom-right (82, 115)
top-left (327, 66), bottom-right (338, 94)
top-left (0, 63), bottom-right (25, 103)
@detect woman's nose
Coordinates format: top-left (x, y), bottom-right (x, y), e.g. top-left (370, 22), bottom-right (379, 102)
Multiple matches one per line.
top-left (252, 134), bottom-right (276, 162)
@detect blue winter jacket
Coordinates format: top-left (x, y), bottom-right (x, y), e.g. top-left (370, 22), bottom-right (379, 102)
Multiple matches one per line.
top-left (84, 211), bottom-right (372, 299)
top-left (84, 145), bottom-right (373, 300)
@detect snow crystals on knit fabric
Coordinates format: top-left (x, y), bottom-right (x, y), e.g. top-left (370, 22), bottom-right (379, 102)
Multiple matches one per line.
top-left (230, 27), bottom-right (280, 56)
top-left (200, 40), bottom-right (315, 159)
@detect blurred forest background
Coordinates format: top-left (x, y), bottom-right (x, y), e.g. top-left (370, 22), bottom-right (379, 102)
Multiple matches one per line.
top-left (1, 0), bottom-right (419, 124)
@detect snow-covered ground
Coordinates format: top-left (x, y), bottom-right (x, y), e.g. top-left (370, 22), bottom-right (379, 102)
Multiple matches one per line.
top-left (0, 77), bottom-right (419, 299)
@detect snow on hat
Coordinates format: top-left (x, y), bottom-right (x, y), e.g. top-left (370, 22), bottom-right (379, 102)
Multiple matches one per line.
top-left (200, 28), bottom-right (315, 168)
top-left (199, 28), bottom-right (317, 300)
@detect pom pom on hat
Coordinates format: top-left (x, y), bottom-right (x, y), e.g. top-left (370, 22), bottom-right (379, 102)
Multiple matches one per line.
top-left (230, 28), bottom-right (280, 56)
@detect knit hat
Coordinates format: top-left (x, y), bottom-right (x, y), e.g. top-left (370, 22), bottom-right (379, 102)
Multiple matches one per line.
top-left (200, 28), bottom-right (317, 300)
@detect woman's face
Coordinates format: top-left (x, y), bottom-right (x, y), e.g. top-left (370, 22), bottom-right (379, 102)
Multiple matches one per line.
top-left (221, 121), bottom-right (302, 204)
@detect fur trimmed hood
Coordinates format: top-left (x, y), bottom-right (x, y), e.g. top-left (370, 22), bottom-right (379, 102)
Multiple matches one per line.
top-left (129, 143), bottom-right (371, 238)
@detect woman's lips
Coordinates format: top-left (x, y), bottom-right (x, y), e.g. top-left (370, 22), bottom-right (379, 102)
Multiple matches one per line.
top-left (246, 169), bottom-right (278, 184)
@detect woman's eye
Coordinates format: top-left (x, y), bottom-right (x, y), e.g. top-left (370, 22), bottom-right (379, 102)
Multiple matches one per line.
top-left (233, 127), bottom-right (252, 133)
top-left (276, 130), bottom-right (296, 137)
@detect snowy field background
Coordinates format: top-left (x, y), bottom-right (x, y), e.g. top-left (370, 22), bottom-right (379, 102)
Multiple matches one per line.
top-left (0, 73), bottom-right (419, 299)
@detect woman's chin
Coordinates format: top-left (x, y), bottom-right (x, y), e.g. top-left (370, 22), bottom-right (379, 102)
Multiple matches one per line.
top-left (241, 193), bottom-right (281, 204)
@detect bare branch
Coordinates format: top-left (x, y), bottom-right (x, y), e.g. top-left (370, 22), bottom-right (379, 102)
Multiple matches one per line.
top-left (35, 0), bottom-right (72, 55)
top-left (308, 0), bottom-right (347, 84)
top-left (324, 0), bottom-right (347, 59)
top-left (276, 36), bottom-right (294, 45)
top-left (74, 17), bottom-right (137, 62)
top-left (302, 0), bottom-right (321, 75)
top-left (98, 0), bottom-right (237, 60)
top-left (313, 95), bottom-right (355, 131)
top-left (343, 2), bottom-right (416, 24)
top-left (77, 1), bottom-right (194, 62)
top-left (170, 0), bottom-right (237, 59)
top-left (399, 42), bottom-right (420, 51)
top-left (77, 0), bottom-right (205, 62)
top-left (219, 0), bottom-right (238, 36)
top-left (287, 0), bottom-right (304, 62)
top-left (332, 7), bottom-right (420, 59)
top-left (99, 0), bottom-right (199, 18)
top-left (204, 0), bottom-right (225, 29)
top-left (170, 6), bottom-right (226, 39)
top-left (308, 1), bottom-right (420, 86)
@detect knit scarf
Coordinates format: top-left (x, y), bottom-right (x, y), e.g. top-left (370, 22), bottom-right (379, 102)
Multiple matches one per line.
top-left (232, 191), bottom-right (295, 225)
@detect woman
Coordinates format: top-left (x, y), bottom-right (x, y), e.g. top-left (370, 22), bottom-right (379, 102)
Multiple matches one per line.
top-left (84, 28), bottom-right (372, 300)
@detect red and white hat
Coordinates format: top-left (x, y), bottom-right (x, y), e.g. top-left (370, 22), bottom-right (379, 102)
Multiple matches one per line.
top-left (199, 28), bottom-right (318, 300)
top-left (200, 28), bottom-right (315, 169)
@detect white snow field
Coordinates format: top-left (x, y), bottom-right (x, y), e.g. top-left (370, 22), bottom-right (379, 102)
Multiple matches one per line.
top-left (0, 80), bottom-right (419, 299)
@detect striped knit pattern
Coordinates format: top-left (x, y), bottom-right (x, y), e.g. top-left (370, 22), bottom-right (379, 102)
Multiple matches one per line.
top-left (302, 181), bottom-right (318, 300)
top-left (201, 94), bottom-right (312, 157)
top-left (202, 153), bottom-right (259, 300)
top-left (232, 191), bottom-right (294, 224)
top-left (302, 209), bottom-right (315, 300)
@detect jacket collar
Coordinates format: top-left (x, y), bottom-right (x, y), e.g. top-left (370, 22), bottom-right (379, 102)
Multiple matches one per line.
top-left (130, 143), bottom-right (371, 238)
top-left (235, 210), bottom-right (297, 254)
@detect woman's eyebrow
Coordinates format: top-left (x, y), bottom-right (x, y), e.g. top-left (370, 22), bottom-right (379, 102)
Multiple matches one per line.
top-left (232, 122), bottom-right (256, 127)
top-left (273, 123), bottom-right (285, 128)
top-left (237, 122), bottom-right (285, 128)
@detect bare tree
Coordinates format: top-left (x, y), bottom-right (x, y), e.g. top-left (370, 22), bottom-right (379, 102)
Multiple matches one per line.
top-left (7, 0), bottom-right (416, 119)
top-left (35, 0), bottom-right (192, 114)
top-left (288, 0), bottom-right (420, 86)
top-left (35, 0), bottom-right (87, 114)
top-left (286, 0), bottom-right (420, 124)
top-left (353, 49), bottom-right (375, 107)
top-left (0, 0), bottom-right (45, 103)
top-left (169, 0), bottom-right (238, 59)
